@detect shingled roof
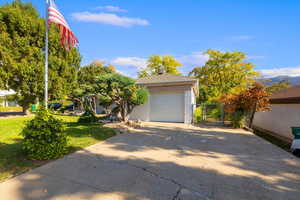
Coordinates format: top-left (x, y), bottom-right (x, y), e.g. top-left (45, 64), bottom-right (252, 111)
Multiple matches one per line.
top-left (270, 85), bottom-right (300, 104)
top-left (136, 73), bottom-right (197, 85)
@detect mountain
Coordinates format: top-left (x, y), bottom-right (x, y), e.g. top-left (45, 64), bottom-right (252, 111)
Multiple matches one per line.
top-left (261, 76), bottom-right (300, 86)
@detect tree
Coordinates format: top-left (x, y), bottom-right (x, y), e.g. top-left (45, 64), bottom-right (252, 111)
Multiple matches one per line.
top-left (71, 61), bottom-right (116, 112)
top-left (0, 67), bottom-right (8, 90)
top-left (138, 55), bottom-right (182, 77)
top-left (189, 49), bottom-right (259, 103)
top-left (0, 0), bottom-right (81, 114)
top-left (77, 61), bottom-right (115, 86)
top-left (95, 73), bottom-right (149, 121)
top-left (266, 80), bottom-right (291, 93)
top-left (221, 83), bottom-right (270, 128)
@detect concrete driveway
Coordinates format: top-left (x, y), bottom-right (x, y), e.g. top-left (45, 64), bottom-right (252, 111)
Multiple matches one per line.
top-left (1, 122), bottom-right (300, 200)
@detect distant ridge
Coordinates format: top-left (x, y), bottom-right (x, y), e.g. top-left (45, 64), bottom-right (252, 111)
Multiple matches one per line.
top-left (261, 76), bottom-right (300, 86)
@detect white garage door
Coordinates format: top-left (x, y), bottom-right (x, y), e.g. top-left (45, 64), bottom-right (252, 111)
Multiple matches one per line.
top-left (150, 91), bottom-right (184, 122)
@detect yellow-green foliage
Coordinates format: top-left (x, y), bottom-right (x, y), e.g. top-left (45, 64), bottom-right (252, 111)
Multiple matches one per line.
top-left (190, 49), bottom-right (259, 102)
top-left (194, 107), bottom-right (202, 123)
top-left (138, 55), bottom-right (182, 77)
top-left (207, 108), bottom-right (221, 120)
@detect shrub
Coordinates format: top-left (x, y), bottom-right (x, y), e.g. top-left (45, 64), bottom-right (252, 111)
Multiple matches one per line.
top-left (22, 108), bottom-right (67, 160)
top-left (208, 108), bottom-right (221, 120)
top-left (194, 107), bottom-right (202, 123)
top-left (232, 111), bottom-right (246, 128)
top-left (78, 110), bottom-right (98, 123)
top-left (221, 83), bottom-right (270, 128)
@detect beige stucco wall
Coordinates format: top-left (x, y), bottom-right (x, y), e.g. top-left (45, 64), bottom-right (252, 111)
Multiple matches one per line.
top-left (253, 104), bottom-right (300, 141)
top-left (129, 98), bottom-right (150, 121)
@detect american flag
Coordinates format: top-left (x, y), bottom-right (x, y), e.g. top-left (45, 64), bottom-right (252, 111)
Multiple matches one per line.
top-left (48, 0), bottom-right (78, 49)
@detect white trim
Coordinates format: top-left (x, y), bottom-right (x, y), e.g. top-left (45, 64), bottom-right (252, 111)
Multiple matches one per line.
top-left (184, 89), bottom-right (192, 124)
top-left (0, 90), bottom-right (16, 97)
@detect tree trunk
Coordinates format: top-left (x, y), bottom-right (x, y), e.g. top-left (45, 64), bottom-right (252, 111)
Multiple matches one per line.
top-left (248, 103), bottom-right (257, 128)
top-left (80, 97), bottom-right (84, 111)
top-left (120, 102), bottom-right (128, 122)
top-left (93, 96), bottom-right (97, 114)
top-left (22, 105), bottom-right (30, 115)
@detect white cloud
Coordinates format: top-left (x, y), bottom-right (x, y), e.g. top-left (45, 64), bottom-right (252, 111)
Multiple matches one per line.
top-left (229, 35), bottom-right (253, 41)
top-left (111, 52), bottom-right (209, 71)
top-left (178, 52), bottom-right (209, 66)
top-left (95, 5), bottom-right (127, 13)
top-left (247, 55), bottom-right (265, 60)
top-left (116, 69), bottom-right (131, 76)
top-left (260, 66), bottom-right (300, 78)
top-left (72, 12), bottom-right (149, 27)
top-left (112, 57), bottom-right (147, 69)
top-left (110, 52), bottom-right (210, 76)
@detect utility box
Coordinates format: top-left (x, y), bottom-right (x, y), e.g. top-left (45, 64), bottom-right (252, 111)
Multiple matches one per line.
top-left (31, 104), bottom-right (37, 112)
top-left (291, 127), bottom-right (300, 150)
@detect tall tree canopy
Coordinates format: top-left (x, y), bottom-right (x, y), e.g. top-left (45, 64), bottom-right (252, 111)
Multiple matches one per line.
top-left (0, 0), bottom-right (81, 113)
top-left (77, 61), bottom-right (116, 86)
top-left (138, 55), bottom-right (182, 78)
top-left (189, 49), bottom-right (259, 103)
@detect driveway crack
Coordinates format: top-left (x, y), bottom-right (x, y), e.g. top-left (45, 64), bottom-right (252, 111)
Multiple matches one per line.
top-left (93, 153), bottom-right (210, 200)
top-left (172, 187), bottom-right (182, 200)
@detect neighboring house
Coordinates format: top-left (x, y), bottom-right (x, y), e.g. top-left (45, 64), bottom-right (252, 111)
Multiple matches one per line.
top-left (0, 90), bottom-right (18, 107)
top-left (129, 73), bottom-right (198, 124)
top-left (253, 85), bottom-right (300, 142)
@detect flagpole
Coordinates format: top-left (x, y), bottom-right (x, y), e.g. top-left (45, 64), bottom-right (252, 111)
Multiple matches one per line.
top-left (45, 0), bottom-right (49, 108)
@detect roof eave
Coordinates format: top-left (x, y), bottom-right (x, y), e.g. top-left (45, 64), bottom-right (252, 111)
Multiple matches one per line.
top-left (137, 79), bottom-right (198, 85)
top-left (270, 97), bottom-right (300, 104)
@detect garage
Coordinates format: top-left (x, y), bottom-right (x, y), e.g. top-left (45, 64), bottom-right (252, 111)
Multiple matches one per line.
top-left (150, 91), bottom-right (184, 122)
top-left (129, 73), bottom-right (198, 124)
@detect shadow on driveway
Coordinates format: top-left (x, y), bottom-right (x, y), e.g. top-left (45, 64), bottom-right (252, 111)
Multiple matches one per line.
top-left (0, 122), bottom-right (300, 200)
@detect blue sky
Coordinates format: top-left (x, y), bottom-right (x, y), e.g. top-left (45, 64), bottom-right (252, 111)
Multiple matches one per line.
top-left (3, 0), bottom-right (300, 78)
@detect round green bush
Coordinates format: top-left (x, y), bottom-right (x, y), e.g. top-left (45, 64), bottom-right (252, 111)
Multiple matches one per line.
top-left (22, 108), bottom-right (67, 160)
top-left (78, 110), bottom-right (98, 123)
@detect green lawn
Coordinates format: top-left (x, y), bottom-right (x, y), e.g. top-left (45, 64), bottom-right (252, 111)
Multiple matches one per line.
top-left (0, 115), bottom-right (115, 181)
top-left (0, 106), bottom-right (23, 112)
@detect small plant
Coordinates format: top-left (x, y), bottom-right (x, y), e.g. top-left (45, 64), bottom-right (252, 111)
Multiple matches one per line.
top-left (208, 108), bottom-right (221, 120)
top-left (22, 108), bottom-right (67, 160)
top-left (193, 107), bottom-right (202, 123)
top-left (232, 111), bottom-right (246, 128)
top-left (78, 110), bottom-right (98, 123)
